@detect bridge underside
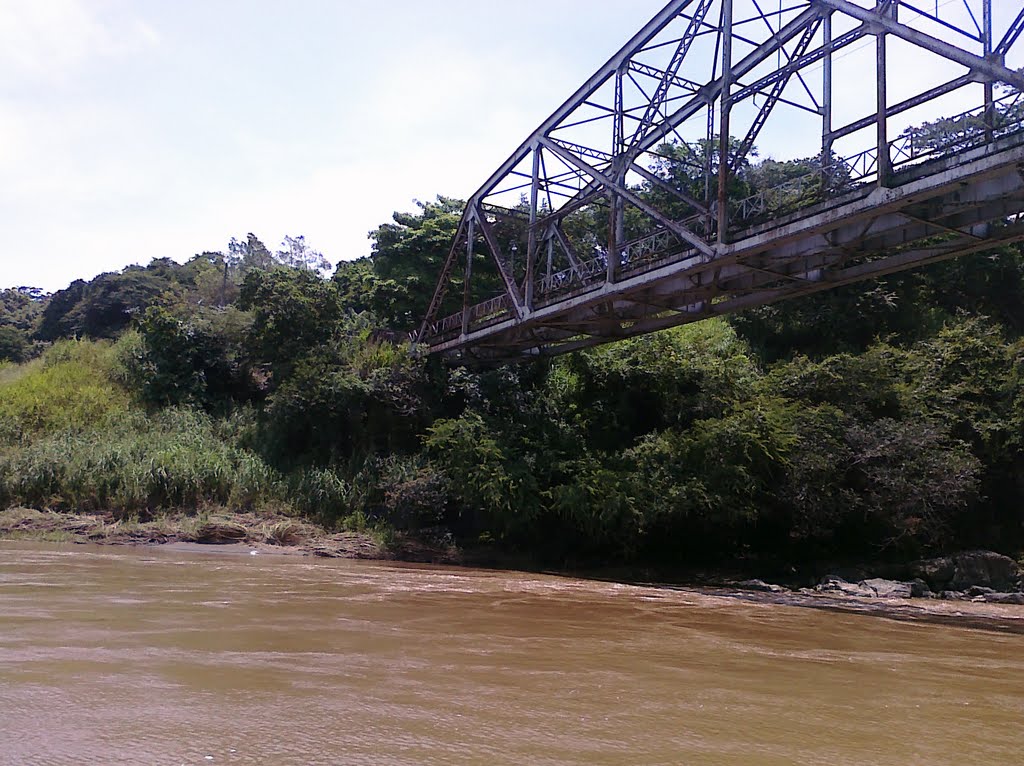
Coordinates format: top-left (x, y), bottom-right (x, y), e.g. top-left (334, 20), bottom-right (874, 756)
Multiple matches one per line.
top-left (433, 140), bottom-right (1024, 363)
top-left (418, 0), bottom-right (1024, 364)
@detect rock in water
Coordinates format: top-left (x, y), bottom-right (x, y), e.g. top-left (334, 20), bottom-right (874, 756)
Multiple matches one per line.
top-left (816, 576), bottom-right (877, 598)
top-left (909, 579), bottom-right (933, 598)
top-left (736, 579), bottom-right (786, 593)
top-left (816, 576), bottom-right (913, 599)
top-left (983, 592), bottom-right (1024, 605)
top-left (861, 578), bottom-right (913, 599)
top-left (911, 551), bottom-right (1021, 593)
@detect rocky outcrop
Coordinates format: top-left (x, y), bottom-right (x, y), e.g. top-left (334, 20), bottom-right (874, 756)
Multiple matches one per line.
top-left (911, 551), bottom-right (1021, 593)
top-left (736, 579), bottom-right (787, 593)
top-left (861, 578), bottom-right (913, 599)
top-left (816, 576), bottom-right (914, 599)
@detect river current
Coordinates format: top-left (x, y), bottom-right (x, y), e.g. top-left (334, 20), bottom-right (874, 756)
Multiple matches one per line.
top-left (0, 542), bottom-right (1021, 765)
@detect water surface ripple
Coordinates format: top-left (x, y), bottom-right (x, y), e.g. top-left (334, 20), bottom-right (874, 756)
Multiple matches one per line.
top-left (1, 542), bottom-right (1021, 765)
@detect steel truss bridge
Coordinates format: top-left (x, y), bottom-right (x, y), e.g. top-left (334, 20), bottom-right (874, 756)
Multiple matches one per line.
top-left (417, 0), bottom-right (1024, 363)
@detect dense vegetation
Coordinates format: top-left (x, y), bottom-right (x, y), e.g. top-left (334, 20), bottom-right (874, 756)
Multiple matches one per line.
top-left (3, 149), bottom-right (1024, 574)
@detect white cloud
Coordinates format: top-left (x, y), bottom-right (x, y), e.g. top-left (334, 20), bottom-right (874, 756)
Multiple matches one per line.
top-left (0, 0), bottom-right (158, 81)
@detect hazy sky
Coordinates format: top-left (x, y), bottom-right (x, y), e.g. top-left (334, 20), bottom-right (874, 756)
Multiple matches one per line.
top-left (0, 0), bottom-right (668, 291)
top-left (2, 1), bottom-right (1020, 292)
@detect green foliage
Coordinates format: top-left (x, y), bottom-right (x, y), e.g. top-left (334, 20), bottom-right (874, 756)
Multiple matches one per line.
top-left (345, 454), bottom-right (447, 531)
top-left (332, 258), bottom-right (378, 314)
top-left (731, 247), bottom-right (1024, 362)
top-left (37, 267), bottom-right (175, 341)
top-left (425, 411), bottom-right (540, 542)
top-left (238, 267), bottom-right (342, 381)
top-left (0, 326), bottom-right (29, 363)
top-left (365, 197), bottom-right (505, 330)
top-left (766, 348), bottom-right (903, 422)
top-left (260, 317), bottom-right (426, 467)
top-left (627, 397), bottom-right (798, 539)
top-left (123, 306), bottom-right (252, 411)
top-left (0, 408), bottom-right (281, 515)
top-left (841, 418), bottom-right (979, 551)
top-left (550, 319), bottom-right (760, 449)
top-left (546, 455), bottom-right (641, 558)
top-left (0, 340), bottom-right (131, 445)
top-left (0, 287), bottom-right (46, 333)
top-left (8, 166), bottom-right (1024, 571)
top-left (287, 467), bottom-right (350, 525)
top-left (902, 316), bottom-right (1012, 451)
top-left (0, 287), bottom-right (46, 361)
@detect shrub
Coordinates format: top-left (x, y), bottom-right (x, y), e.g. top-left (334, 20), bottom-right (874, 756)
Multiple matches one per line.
top-left (287, 467), bottom-right (349, 524)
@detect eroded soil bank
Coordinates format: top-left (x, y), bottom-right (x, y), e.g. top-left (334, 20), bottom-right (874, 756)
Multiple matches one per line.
top-left (0, 507), bottom-right (459, 564)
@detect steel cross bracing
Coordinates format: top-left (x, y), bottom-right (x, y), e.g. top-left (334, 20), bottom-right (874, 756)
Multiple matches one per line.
top-left (417, 0), bottom-right (1024, 364)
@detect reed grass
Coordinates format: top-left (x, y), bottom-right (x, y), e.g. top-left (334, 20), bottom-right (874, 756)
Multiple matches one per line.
top-left (0, 408), bottom-right (284, 516)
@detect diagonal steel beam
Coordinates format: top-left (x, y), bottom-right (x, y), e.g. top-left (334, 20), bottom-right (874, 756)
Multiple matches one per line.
top-left (418, 216), bottom-right (469, 339)
top-left (730, 18), bottom-right (822, 172)
top-left (997, 8), bottom-right (1024, 57)
top-left (632, 6), bottom-right (825, 155)
top-left (540, 6), bottom-right (827, 228)
top-left (471, 0), bottom-right (701, 205)
top-left (475, 208), bottom-right (525, 319)
top-left (629, 0), bottom-right (716, 151)
top-left (540, 136), bottom-right (716, 258)
top-left (817, 0), bottom-right (1024, 90)
top-left (629, 161), bottom-right (710, 215)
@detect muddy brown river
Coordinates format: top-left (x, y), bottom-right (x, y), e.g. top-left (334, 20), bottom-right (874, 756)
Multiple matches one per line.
top-left (1, 542), bottom-right (1022, 765)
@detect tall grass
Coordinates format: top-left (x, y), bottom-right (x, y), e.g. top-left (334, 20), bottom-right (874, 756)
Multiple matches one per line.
top-left (0, 339), bottom-right (359, 523)
top-left (0, 340), bottom-right (132, 444)
top-left (0, 408), bottom-right (283, 516)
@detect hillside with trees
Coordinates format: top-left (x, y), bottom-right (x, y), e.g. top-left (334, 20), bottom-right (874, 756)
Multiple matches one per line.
top-left (3, 151), bottom-right (1024, 577)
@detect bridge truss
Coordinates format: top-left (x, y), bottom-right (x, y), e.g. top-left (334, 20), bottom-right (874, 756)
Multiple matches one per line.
top-left (418, 0), bottom-right (1024, 363)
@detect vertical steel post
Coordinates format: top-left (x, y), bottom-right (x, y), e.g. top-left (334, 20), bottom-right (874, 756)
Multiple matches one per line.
top-left (717, 0), bottom-right (734, 243)
top-left (525, 146), bottom-right (541, 311)
top-left (608, 67), bottom-right (626, 284)
top-left (822, 10), bottom-right (834, 176)
top-left (607, 188), bottom-right (621, 284)
top-left (876, 2), bottom-right (891, 187)
top-left (545, 231), bottom-right (554, 281)
top-left (983, 0), bottom-right (995, 143)
top-left (704, 103), bottom-right (715, 212)
top-left (461, 217), bottom-right (475, 336)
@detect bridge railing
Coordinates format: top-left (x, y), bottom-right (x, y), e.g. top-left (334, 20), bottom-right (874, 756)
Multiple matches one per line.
top-left (535, 213), bottom-right (711, 304)
top-left (422, 293), bottom-right (518, 343)
top-left (889, 89), bottom-right (1024, 172)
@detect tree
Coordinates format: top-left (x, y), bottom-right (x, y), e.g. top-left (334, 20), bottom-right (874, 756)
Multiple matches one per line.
top-left (276, 235), bottom-right (331, 274)
top-left (0, 326), bottom-right (29, 362)
top-left (237, 267), bottom-right (342, 382)
top-left (36, 268), bottom-right (176, 341)
top-left (368, 197), bottom-right (465, 330)
top-left (229, 234), bottom-right (276, 273)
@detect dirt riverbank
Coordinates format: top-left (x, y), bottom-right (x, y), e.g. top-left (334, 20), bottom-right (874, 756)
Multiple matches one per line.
top-left (3, 506), bottom-right (1023, 632)
top-left (0, 507), bottom-right (460, 564)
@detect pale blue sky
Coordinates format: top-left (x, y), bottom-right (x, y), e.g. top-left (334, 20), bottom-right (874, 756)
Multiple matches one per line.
top-left (0, 0), bottom-right (667, 291)
top-left (1, 1), bottom-right (1019, 292)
